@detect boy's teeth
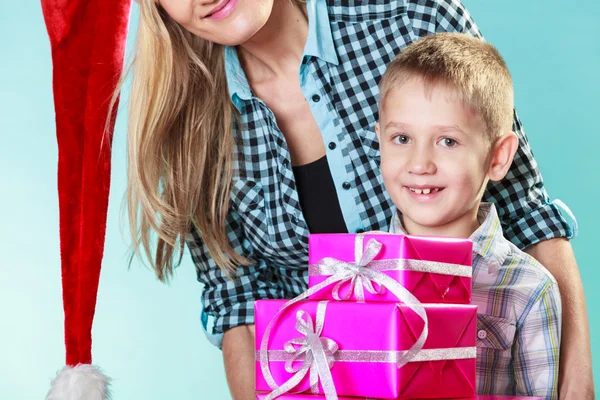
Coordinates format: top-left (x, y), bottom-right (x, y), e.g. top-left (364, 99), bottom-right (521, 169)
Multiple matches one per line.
top-left (410, 187), bottom-right (440, 194)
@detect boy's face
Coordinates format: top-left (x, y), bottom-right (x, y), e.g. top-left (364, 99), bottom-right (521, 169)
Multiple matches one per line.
top-left (376, 79), bottom-right (492, 231)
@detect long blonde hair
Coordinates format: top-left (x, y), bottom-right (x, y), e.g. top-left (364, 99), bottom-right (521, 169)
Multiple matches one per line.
top-left (110, 0), bottom-right (248, 281)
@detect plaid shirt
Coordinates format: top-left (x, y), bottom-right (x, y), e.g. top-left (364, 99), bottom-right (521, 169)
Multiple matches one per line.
top-left (391, 203), bottom-right (561, 400)
top-left (187, 0), bottom-right (574, 345)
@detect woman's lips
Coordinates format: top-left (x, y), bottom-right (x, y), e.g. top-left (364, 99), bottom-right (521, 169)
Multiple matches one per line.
top-left (205, 0), bottom-right (238, 20)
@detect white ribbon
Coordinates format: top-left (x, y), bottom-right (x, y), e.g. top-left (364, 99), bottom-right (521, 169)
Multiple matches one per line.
top-left (259, 234), bottom-right (433, 399)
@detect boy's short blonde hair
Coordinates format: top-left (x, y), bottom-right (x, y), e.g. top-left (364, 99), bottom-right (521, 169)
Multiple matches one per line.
top-left (379, 33), bottom-right (514, 141)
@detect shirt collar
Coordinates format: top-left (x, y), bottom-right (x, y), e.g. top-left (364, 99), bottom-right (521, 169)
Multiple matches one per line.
top-left (224, 0), bottom-right (339, 103)
top-left (390, 203), bottom-right (510, 270)
top-left (224, 45), bottom-right (252, 103)
top-left (303, 0), bottom-right (339, 65)
top-left (469, 203), bottom-right (509, 261)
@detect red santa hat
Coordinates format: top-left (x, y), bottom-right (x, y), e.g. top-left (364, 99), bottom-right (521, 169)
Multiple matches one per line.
top-left (41, 0), bottom-right (133, 398)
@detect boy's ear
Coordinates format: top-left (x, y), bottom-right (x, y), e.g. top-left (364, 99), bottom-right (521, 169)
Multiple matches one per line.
top-left (375, 122), bottom-right (381, 139)
top-left (488, 131), bottom-right (519, 182)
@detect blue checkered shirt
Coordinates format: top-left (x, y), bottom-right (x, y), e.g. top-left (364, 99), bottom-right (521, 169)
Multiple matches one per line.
top-left (391, 203), bottom-right (561, 399)
top-left (187, 0), bottom-right (575, 346)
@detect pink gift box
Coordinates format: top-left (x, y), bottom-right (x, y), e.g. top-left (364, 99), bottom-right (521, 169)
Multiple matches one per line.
top-left (477, 397), bottom-right (543, 400)
top-left (255, 300), bottom-right (477, 399)
top-left (256, 395), bottom-right (359, 400)
top-left (308, 233), bottom-right (473, 304)
top-left (256, 395), bottom-right (542, 400)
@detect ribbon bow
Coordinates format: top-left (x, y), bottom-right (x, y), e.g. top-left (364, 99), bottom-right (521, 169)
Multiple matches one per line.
top-left (259, 234), bottom-right (430, 399)
top-left (330, 238), bottom-right (386, 301)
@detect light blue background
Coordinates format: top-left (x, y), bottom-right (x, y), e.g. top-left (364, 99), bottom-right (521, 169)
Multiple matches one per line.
top-left (0, 1), bottom-right (597, 399)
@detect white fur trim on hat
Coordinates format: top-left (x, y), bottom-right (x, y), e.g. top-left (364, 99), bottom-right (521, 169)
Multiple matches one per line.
top-left (46, 364), bottom-right (111, 400)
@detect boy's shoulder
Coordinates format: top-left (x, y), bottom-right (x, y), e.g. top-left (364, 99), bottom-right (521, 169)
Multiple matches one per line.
top-left (472, 204), bottom-right (560, 323)
top-left (474, 203), bottom-right (557, 286)
top-left (472, 207), bottom-right (561, 396)
top-left (504, 241), bottom-right (557, 282)
top-left (492, 238), bottom-right (559, 297)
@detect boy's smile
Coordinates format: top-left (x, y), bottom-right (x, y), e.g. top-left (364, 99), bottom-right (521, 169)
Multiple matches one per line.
top-left (376, 78), bottom-right (493, 238)
top-left (406, 185), bottom-right (444, 201)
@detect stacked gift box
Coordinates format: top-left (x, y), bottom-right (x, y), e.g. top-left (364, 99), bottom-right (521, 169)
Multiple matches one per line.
top-left (254, 233), bottom-right (541, 400)
top-left (256, 395), bottom-right (543, 400)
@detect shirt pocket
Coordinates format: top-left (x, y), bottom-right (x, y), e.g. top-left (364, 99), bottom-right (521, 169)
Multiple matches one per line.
top-left (476, 314), bottom-right (517, 370)
top-left (232, 179), bottom-right (270, 253)
top-left (328, 1), bottom-right (407, 23)
top-left (233, 179), bottom-right (307, 268)
top-left (356, 127), bottom-right (381, 163)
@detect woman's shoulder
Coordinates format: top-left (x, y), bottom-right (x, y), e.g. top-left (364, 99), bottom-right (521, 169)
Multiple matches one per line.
top-left (326, 0), bottom-right (479, 38)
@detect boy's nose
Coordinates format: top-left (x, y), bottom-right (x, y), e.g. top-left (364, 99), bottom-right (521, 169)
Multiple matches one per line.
top-left (407, 149), bottom-right (436, 175)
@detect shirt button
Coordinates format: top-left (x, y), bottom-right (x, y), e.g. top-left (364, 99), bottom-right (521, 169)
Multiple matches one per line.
top-left (356, 228), bottom-right (365, 234)
top-left (292, 214), bottom-right (299, 224)
top-left (312, 94), bottom-right (321, 103)
top-left (477, 330), bottom-right (487, 340)
top-left (328, 142), bottom-right (337, 150)
top-left (342, 182), bottom-right (351, 190)
top-left (282, 158), bottom-right (289, 167)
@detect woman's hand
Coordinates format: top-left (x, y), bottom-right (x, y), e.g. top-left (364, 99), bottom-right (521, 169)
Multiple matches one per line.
top-left (223, 324), bottom-right (256, 400)
top-left (525, 238), bottom-right (594, 399)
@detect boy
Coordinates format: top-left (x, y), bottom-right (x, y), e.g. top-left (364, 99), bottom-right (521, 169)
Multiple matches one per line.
top-left (375, 33), bottom-right (562, 399)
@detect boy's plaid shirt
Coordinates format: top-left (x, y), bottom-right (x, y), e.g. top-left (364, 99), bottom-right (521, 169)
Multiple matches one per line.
top-left (187, 0), bottom-right (574, 350)
top-left (392, 203), bottom-right (561, 399)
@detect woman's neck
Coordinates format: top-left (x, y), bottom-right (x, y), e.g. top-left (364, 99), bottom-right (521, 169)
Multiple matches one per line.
top-left (237, 1), bottom-right (308, 84)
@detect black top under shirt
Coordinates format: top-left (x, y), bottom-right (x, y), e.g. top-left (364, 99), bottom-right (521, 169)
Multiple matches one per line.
top-left (292, 155), bottom-right (348, 234)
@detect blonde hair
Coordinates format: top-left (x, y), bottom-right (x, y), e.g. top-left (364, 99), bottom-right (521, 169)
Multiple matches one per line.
top-left (109, 0), bottom-right (248, 281)
top-left (379, 32), bottom-right (514, 140)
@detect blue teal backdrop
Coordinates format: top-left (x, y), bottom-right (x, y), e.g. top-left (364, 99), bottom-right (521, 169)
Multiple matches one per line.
top-left (0, 1), bottom-right (597, 398)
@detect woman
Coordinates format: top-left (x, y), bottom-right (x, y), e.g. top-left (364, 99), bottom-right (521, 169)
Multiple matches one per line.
top-left (121, 0), bottom-right (592, 398)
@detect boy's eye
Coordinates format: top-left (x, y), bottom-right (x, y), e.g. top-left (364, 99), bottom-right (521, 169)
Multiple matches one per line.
top-left (440, 137), bottom-right (458, 147)
top-left (393, 135), bottom-right (410, 145)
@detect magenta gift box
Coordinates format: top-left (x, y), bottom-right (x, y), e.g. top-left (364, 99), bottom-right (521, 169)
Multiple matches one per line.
top-left (255, 300), bottom-right (477, 399)
top-left (308, 233), bottom-right (473, 304)
top-left (256, 395), bottom-right (360, 400)
top-left (477, 397), bottom-right (543, 400)
top-left (256, 395), bottom-right (359, 400)
top-left (256, 395), bottom-right (543, 400)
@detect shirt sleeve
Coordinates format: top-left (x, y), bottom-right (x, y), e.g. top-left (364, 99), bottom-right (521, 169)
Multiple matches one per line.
top-left (512, 280), bottom-right (562, 399)
top-left (432, 0), bottom-right (576, 249)
top-left (187, 208), bottom-right (284, 342)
